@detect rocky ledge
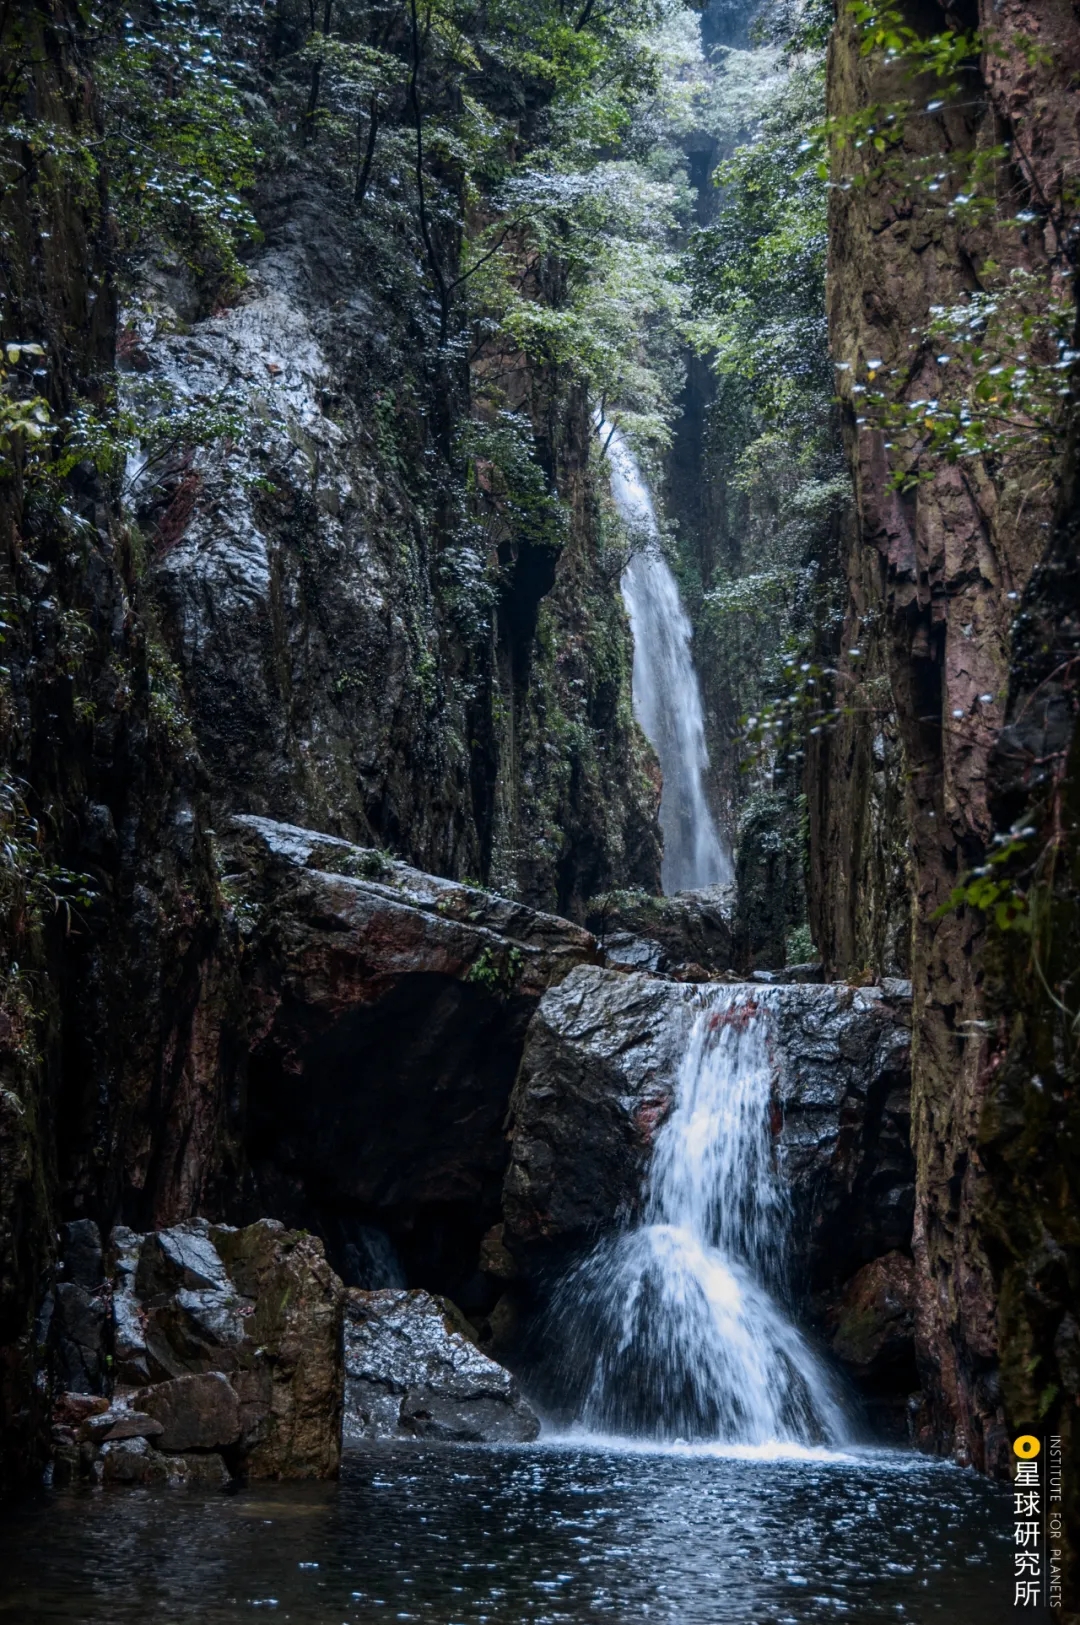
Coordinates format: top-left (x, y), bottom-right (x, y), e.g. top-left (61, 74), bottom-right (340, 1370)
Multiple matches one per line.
top-left (217, 815), bottom-right (598, 1301)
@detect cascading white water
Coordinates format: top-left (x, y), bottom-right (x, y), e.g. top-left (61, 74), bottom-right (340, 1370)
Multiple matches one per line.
top-left (548, 989), bottom-right (849, 1446)
top-left (602, 421), bottom-right (732, 893)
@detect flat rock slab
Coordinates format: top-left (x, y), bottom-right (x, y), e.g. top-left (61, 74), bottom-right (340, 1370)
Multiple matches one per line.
top-left (344, 1289), bottom-right (539, 1444)
top-left (501, 967), bottom-right (913, 1292)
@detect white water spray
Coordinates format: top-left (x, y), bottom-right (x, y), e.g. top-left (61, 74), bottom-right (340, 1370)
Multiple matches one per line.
top-left (549, 989), bottom-right (849, 1446)
top-left (602, 421), bottom-right (732, 893)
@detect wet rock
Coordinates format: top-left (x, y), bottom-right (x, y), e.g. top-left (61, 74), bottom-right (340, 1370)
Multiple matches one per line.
top-left (162, 1451), bottom-right (232, 1489)
top-left (80, 1406), bottom-right (164, 1445)
top-left (60, 1221), bottom-right (104, 1291)
top-left (137, 1372), bottom-right (241, 1452)
top-left (343, 1289), bottom-right (540, 1443)
top-left (100, 1436), bottom-right (170, 1486)
top-left (111, 1226), bottom-right (151, 1387)
top-left (501, 967), bottom-right (914, 1297)
top-left (53, 1392), bottom-right (110, 1428)
top-left (53, 1282), bottom-right (107, 1394)
top-left (211, 1219), bottom-right (344, 1479)
top-left (827, 1252), bottom-right (916, 1388)
top-left (101, 1218), bottom-right (344, 1479)
top-left (586, 887), bottom-right (734, 977)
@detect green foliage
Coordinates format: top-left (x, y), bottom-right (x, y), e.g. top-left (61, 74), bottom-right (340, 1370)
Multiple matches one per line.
top-left (855, 272), bottom-right (1074, 487)
top-left (460, 411), bottom-right (568, 553)
top-left (0, 344), bottom-right (50, 475)
top-left (680, 38), bottom-right (845, 819)
top-left (936, 830), bottom-right (1035, 933)
top-left (97, 1), bottom-right (261, 289)
top-left (465, 943), bottom-right (524, 992)
top-left (0, 774), bottom-right (96, 939)
top-left (824, 1), bottom-right (1075, 491)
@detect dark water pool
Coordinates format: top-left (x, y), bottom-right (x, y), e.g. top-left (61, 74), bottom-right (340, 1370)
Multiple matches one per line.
top-left (0, 1441), bottom-right (1013, 1624)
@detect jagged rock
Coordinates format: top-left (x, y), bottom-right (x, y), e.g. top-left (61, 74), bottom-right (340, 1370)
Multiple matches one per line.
top-left (501, 966), bottom-right (913, 1297)
top-left (60, 1221), bottom-right (104, 1291)
top-left (52, 1282), bottom-right (107, 1395)
top-left (343, 1288), bottom-right (540, 1443)
top-left (211, 1219), bottom-right (344, 1479)
top-left (219, 816), bottom-right (597, 1297)
top-left (136, 1373), bottom-right (241, 1452)
top-left (586, 887), bottom-right (734, 976)
top-left (102, 1217), bottom-right (344, 1480)
top-left (112, 1226), bottom-right (151, 1387)
top-left (53, 1393), bottom-right (109, 1428)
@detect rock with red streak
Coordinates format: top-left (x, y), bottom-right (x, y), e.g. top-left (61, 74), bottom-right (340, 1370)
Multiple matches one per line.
top-left (501, 967), bottom-right (913, 1299)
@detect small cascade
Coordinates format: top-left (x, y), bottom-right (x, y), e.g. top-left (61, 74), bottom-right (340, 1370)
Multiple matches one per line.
top-left (601, 421), bottom-right (732, 893)
top-left (547, 989), bottom-right (849, 1445)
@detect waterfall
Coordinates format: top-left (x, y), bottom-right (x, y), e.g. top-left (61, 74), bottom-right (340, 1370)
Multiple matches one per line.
top-left (547, 989), bottom-right (849, 1446)
top-left (602, 422), bottom-right (732, 893)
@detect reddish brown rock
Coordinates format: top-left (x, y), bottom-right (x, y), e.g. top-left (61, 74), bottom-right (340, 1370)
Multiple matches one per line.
top-left (828, 1253), bottom-right (916, 1387)
top-left (137, 1372), bottom-right (241, 1452)
top-left (820, 0), bottom-right (1080, 1478)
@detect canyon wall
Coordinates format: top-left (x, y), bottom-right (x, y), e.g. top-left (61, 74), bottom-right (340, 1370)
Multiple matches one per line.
top-left (0, 0), bottom-right (661, 1484)
top-left (818, 0), bottom-right (1080, 1529)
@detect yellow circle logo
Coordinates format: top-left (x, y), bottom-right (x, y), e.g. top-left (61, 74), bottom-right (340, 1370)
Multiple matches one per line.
top-left (1014, 1435), bottom-right (1041, 1459)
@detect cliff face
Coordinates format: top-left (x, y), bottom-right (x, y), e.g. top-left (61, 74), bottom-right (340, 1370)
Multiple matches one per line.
top-left (0, 1), bottom-right (242, 1483)
top-left (138, 176), bottom-right (660, 918)
top-left (819, 0), bottom-right (1080, 1496)
top-left (0, 0), bottom-right (662, 1485)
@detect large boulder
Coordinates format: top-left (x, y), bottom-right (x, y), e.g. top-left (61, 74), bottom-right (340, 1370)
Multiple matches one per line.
top-left (218, 815), bottom-right (597, 1304)
top-left (500, 967), bottom-right (914, 1297)
top-left (58, 1217), bottom-right (345, 1484)
top-left (343, 1289), bottom-right (540, 1443)
top-left (824, 1250), bottom-right (919, 1439)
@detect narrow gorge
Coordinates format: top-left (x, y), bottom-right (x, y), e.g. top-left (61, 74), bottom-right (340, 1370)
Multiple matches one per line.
top-left (0, 0), bottom-right (1077, 1619)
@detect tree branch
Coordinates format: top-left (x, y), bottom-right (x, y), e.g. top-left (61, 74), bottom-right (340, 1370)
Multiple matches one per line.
top-left (409, 0), bottom-right (449, 345)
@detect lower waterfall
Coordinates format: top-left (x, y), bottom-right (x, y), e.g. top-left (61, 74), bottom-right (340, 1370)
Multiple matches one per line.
top-left (547, 989), bottom-right (849, 1446)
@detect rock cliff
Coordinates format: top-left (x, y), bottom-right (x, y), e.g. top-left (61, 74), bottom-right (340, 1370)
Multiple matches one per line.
top-left (818, 0), bottom-right (1080, 1510)
top-left (0, 0), bottom-right (661, 1487)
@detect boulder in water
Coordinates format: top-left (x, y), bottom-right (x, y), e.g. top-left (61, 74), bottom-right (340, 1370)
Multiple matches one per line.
top-left (343, 1288), bottom-right (540, 1443)
top-left (55, 1217), bottom-right (345, 1484)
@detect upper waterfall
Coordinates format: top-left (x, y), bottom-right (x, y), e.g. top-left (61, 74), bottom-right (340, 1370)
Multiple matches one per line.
top-left (602, 422), bottom-right (733, 893)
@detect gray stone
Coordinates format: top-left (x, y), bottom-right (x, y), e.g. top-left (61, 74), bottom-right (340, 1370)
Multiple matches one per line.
top-left (53, 1282), bottom-right (107, 1394)
top-left (343, 1289), bottom-right (540, 1443)
top-left (61, 1220), bottom-right (104, 1291)
top-left (100, 1436), bottom-right (169, 1486)
top-left (80, 1405), bottom-right (164, 1444)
